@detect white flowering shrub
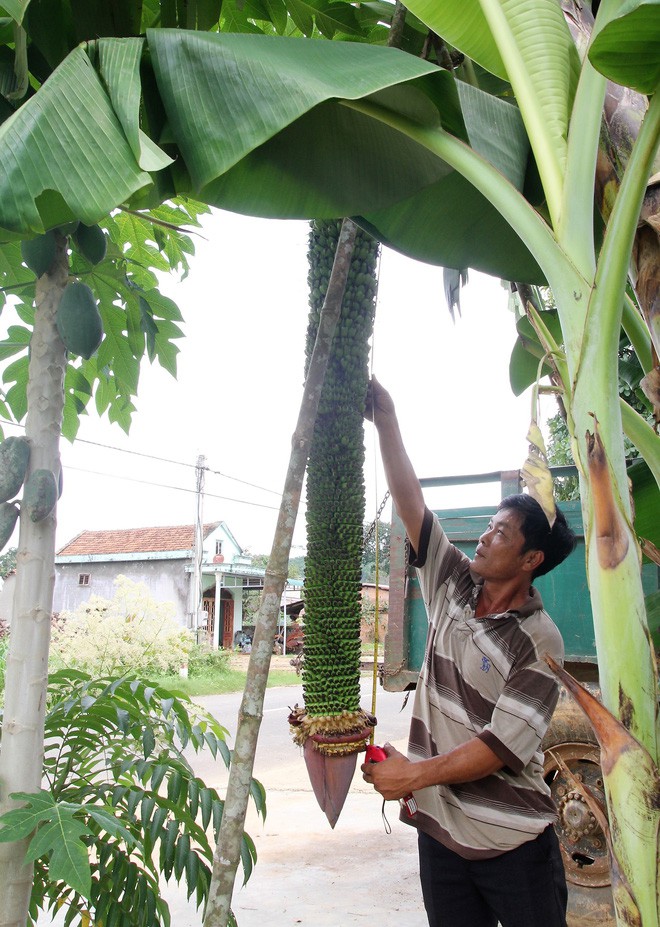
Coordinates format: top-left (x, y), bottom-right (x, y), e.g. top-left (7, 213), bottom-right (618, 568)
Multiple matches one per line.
top-left (50, 576), bottom-right (194, 676)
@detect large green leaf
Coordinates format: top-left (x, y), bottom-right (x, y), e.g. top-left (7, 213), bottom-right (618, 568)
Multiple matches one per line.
top-left (385, 0), bottom-right (508, 79)
top-left (148, 30), bottom-right (447, 193)
top-left (357, 80), bottom-right (545, 280)
top-left (0, 44), bottom-right (150, 236)
top-left (149, 31), bottom-right (542, 277)
top-left (589, 0), bottom-right (660, 94)
top-left (358, 171), bottom-right (544, 280)
top-left (2, 0), bottom-right (30, 24)
top-left (24, 0), bottom-right (77, 71)
top-left (402, 0), bottom-right (580, 208)
top-left (161, 0), bottom-right (222, 29)
top-left (71, 0), bottom-right (144, 41)
top-left (0, 31), bottom-right (546, 277)
top-left (98, 38), bottom-right (173, 173)
top-left (629, 458), bottom-right (660, 553)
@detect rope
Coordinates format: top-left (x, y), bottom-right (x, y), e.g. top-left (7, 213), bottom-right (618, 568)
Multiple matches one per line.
top-left (366, 251), bottom-right (386, 738)
top-left (371, 514), bottom-right (380, 729)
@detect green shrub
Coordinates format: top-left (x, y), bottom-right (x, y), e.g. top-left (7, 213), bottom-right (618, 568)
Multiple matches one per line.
top-left (0, 670), bottom-right (266, 927)
top-left (50, 576), bottom-right (194, 677)
top-left (188, 644), bottom-right (231, 678)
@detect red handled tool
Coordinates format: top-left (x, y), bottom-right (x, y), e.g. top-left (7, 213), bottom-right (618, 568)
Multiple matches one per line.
top-left (365, 744), bottom-right (418, 816)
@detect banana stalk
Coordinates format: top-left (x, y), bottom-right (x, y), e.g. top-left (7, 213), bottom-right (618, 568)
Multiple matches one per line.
top-left (290, 218), bottom-right (379, 826)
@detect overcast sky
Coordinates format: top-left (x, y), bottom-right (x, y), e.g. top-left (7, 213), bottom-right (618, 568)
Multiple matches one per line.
top-left (1, 209), bottom-right (552, 557)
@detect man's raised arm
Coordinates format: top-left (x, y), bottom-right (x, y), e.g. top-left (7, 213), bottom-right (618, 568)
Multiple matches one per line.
top-left (366, 377), bottom-right (425, 553)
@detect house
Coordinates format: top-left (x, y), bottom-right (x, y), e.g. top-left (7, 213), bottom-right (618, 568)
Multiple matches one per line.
top-left (360, 582), bottom-right (390, 644)
top-left (54, 521), bottom-right (267, 649)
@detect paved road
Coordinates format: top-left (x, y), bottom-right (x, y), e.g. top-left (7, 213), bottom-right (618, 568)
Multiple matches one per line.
top-left (188, 677), bottom-right (428, 927)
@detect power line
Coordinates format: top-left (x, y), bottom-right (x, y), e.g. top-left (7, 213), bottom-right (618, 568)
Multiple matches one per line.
top-left (0, 417), bottom-right (281, 496)
top-left (204, 465), bottom-right (281, 496)
top-left (64, 465), bottom-right (284, 512)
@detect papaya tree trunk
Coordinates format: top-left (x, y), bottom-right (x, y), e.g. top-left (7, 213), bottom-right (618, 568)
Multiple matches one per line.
top-left (202, 219), bottom-right (358, 927)
top-left (0, 236), bottom-right (68, 927)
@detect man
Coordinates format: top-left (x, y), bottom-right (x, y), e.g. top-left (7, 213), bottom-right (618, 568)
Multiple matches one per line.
top-left (361, 377), bottom-right (576, 927)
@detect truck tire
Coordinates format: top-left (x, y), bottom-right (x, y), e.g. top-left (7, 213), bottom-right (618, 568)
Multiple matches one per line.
top-left (542, 687), bottom-right (615, 927)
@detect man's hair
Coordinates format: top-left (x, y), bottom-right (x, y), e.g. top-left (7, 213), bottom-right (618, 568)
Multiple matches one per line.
top-left (498, 494), bottom-right (577, 579)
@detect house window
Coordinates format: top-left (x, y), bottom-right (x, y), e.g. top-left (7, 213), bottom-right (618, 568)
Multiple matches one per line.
top-left (215, 541), bottom-right (223, 556)
top-left (78, 573), bottom-right (90, 587)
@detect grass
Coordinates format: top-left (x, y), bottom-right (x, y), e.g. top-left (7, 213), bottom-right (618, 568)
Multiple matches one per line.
top-left (154, 664), bottom-right (300, 697)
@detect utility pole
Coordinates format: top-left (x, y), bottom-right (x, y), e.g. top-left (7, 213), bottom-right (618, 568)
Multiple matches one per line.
top-left (189, 453), bottom-right (206, 637)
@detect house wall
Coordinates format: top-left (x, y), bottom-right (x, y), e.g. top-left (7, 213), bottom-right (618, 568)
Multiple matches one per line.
top-left (54, 559), bottom-right (189, 622)
top-left (202, 525), bottom-right (242, 563)
top-left (360, 584), bottom-right (389, 644)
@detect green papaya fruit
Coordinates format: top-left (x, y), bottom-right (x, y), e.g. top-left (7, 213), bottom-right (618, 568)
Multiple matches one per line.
top-left (21, 231), bottom-right (56, 277)
top-left (56, 282), bottom-right (104, 359)
top-left (23, 469), bottom-right (58, 523)
top-left (0, 436), bottom-right (30, 503)
top-left (74, 223), bottom-right (107, 265)
top-left (0, 502), bottom-right (19, 551)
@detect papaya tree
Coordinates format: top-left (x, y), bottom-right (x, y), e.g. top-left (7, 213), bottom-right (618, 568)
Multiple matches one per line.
top-left (0, 2), bottom-right (658, 925)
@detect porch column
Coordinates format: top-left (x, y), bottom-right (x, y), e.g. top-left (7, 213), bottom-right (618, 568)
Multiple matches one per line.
top-left (233, 587), bottom-right (243, 637)
top-left (213, 573), bottom-right (222, 649)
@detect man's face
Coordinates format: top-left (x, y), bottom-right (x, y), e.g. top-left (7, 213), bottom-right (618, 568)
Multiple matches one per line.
top-left (470, 508), bottom-right (532, 582)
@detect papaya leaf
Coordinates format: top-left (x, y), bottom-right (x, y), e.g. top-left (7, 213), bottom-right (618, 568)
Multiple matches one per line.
top-left (2, 353), bottom-right (29, 420)
top-left (0, 324), bottom-right (30, 362)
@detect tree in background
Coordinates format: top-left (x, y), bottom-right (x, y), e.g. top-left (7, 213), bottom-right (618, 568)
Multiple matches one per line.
top-left (362, 519), bottom-right (390, 583)
top-left (0, 547), bottom-right (16, 579)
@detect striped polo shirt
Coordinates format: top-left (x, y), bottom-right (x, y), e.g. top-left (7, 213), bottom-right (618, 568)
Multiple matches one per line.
top-left (403, 508), bottom-right (563, 859)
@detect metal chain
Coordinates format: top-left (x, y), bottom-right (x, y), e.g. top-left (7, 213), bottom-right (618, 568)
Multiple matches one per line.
top-left (363, 490), bottom-right (391, 544)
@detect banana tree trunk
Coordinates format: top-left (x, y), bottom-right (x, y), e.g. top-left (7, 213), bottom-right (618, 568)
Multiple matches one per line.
top-left (202, 219), bottom-right (358, 927)
top-left (567, 274), bottom-right (660, 927)
top-left (557, 100), bottom-right (660, 922)
top-left (0, 237), bottom-right (68, 927)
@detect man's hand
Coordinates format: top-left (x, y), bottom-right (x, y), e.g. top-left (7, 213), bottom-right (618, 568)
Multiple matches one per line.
top-left (361, 743), bottom-right (416, 801)
top-left (364, 376), bottom-right (396, 426)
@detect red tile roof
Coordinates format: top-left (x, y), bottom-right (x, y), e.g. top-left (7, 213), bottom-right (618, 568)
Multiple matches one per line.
top-left (57, 523), bottom-right (220, 557)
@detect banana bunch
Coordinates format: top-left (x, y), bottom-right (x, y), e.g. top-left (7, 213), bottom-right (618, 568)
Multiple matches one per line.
top-left (301, 219), bottom-right (379, 730)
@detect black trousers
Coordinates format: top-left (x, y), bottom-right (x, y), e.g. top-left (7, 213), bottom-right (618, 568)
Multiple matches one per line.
top-left (418, 826), bottom-right (568, 927)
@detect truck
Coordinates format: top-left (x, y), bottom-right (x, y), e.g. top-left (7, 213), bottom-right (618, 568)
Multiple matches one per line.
top-left (382, 467), bottom-right (659, 927)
